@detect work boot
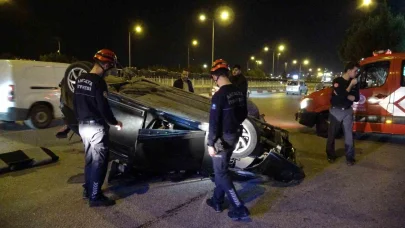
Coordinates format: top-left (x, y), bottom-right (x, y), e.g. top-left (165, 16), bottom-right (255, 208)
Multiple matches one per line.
top-left (327, 156), bottom-right (337, 164)
top-left (346, 159), bottom-right (356, 166)
top-left (89, 194), bottom-right (116, 207)
top-left (228, 206), bottom-right (250, 221)
top-left (56, 125), bottom-right (71, 139)
top-left (82, 185), bottom-right (88, 199)
top-left (206, 198), bottom-right (223, 213)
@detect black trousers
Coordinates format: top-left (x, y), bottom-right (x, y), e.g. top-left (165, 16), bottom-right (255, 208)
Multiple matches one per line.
top-left (79, 122), bottom-right (110, 200)
top-left (326, 107), bottom-right (355, 161)
top-left (212, 133), bottom-right (244, 209)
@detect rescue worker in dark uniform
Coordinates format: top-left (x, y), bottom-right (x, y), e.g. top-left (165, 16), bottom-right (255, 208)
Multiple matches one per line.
top-left (326, 61), bottom-right (359, 166)
top-left (205, 59), bottom-right (250, 220)
top-left (74, 49), bottom-right (123, 207)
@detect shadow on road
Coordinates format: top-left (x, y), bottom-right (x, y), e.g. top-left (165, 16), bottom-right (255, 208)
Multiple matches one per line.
top-left (354, 133), bottom-right (405, 145)
top-left (0, 119), bottom-right (64, 132)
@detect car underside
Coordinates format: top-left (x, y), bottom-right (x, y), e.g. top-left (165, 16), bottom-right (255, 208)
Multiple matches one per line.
top-left (61, 62), bottom-right (305, 183)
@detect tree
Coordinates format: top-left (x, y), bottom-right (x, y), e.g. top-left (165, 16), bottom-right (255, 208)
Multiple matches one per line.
top-left (0, 53), bottom-right (18, 59)
top-left (339, 3), bottom-right (405, 62)
top-left (39, 52), bottom-right (78, 63)
top-left (246, 67), bottom-right (267, 78)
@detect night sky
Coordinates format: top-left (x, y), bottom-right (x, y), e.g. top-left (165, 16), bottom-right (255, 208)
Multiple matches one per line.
top-left (0, 0), bottom-right (404, 72)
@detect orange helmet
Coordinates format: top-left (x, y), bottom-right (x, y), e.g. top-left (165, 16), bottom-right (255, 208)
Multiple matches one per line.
top-left (210, 59), bottom-right (230, 74)
top-left (93, 49), bottom-right (117, 65)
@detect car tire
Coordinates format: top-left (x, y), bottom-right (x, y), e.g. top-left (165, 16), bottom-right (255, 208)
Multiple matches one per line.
top-left (231, 118), bottom-right (260, 159)
top-left (61, 61), bottom-right (93, 109)
top-left (24, 104), bottom-right (53, 129)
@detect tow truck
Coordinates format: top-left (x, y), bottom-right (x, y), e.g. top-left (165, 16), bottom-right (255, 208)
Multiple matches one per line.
top-left (296, 50), bottom-right (405, 137)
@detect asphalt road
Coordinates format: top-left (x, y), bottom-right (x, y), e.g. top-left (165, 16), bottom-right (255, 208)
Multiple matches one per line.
top-left (1, 93), bottom-right (405, 228)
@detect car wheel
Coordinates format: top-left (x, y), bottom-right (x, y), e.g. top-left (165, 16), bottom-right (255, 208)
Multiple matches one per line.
top-left (232, 118), bottom-right (260, 159)
top-left (24, 104), bottom-right (53, 129)
top-left (61, 61), bottom-right (93, 109)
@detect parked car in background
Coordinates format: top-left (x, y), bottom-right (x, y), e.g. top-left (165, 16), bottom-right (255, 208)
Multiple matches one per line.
top-left (314, 82), bottom-right (333, 91)
top-left (0, 60), bottom-right (68, 129)
top-left (286, 80), bottom-right (308, 95)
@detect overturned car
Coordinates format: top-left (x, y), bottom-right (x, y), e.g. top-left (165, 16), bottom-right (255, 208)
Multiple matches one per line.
top-left (60, 62), bottom-right (305, 182)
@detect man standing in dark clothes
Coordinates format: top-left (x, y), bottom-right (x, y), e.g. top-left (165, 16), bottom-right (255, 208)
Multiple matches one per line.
top-left (326, 62), bottom-right (360, 166)
top-left (230, 64), bottom-right (248, 98)
top-left (74, 49), bottom-right (123, 207)
top-left (205, 59), bottom-right (250, 221)
top-left (173, 69), bottom-right (194, 92)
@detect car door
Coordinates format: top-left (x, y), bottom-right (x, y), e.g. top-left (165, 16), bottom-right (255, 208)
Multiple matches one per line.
top-left (354, 60), bottom-right (391, 133)
top-left (107, 95), bottom-right (147, 163)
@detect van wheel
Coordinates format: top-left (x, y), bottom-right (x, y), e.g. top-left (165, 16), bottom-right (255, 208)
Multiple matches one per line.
top-left (24, 104), bottom-right (53, 129)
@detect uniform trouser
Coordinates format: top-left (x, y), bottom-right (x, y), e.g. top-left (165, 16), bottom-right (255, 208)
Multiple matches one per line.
top-left (79, 123), bottom-right (110, 200)
top-left (326, 107), bottom-right (355, 161)
top-left (212, 133), bottom-right (244, 209)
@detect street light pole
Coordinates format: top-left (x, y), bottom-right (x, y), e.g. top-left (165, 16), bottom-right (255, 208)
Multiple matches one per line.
top-left (128, 31), bottom-right (131, 67)
top-left (187, 45), bottom-right (192, 69)
top-left (128, 25), bottom-right (143, 68)
top-left (272, 51), bottom-right (275, 76)
top-left (211, 19), bottom-right (215, 64)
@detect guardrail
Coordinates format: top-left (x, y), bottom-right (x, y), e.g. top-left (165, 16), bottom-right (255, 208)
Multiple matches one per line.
top-left (144, 76), bottom-right (321, 92)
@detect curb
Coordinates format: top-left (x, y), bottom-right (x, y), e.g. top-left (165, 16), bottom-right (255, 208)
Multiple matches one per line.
top-left (0, 147), bottom-right (59, 174)
top-left (250, 89), bottom-right (284, 94)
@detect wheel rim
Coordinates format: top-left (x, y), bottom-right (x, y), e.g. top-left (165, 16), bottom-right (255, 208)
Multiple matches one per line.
top-left (68, 67), bottom-right (88, 92)
top-left (35, 111), bottom-right (48, 123)
top-left (233, 126), bottom-right (251, 155)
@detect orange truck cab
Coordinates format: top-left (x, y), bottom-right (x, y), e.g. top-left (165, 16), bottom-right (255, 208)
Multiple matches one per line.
top-left (296, 50), bottom-right (405, 137)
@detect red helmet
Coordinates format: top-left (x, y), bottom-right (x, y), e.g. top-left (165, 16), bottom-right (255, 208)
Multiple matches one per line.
top-left (210, 59), bottom-right (230, 74)
top-left (93, 49), bottom-right (117, 65)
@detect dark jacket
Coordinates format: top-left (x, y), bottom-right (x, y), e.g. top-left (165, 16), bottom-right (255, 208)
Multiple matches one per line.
top-left (330, 77), bottom-right (360, 108)
top-left (207, 84), bottom-right (248, 146)
top-left (73, 73), bottom-right (118, 125)
top-left (173, 78), bottom-right (194, 93)
top-left (229, 73), bottom-right (248, 98)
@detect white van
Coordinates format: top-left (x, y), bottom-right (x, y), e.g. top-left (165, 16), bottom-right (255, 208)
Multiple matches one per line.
top-left (286, 80), bottom-right (308, 95)
top-left (0, 60), bottom-right (69, 129)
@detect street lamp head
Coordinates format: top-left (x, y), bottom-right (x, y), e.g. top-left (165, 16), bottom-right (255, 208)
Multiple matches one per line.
top-left (264, 46), bottom-right (269, 52)
top-left (292, 60), bottom-right (297, 64)
top-left (251, 56), bottom-right (255, 60)
top-left (277, 53), bottom-right (281, 56)
top-left (192, 39), bottom-right (198, 46)
top-left (362, 0), bottom-right (372, 6)
top-left (134, 25), bottom-right (142, 33)
top-left (317, 68), bottom-right (321, 72)
top-left (278, 45), bottom-right (285, 52)
top-left (220, 11), bottom-right (229, 21)
top-left (303, 59), bottom-right (309, 65)
top-left (203, 64), bottom-right (207, 68)
top-left (199, 14), bottom-right (206, 22)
